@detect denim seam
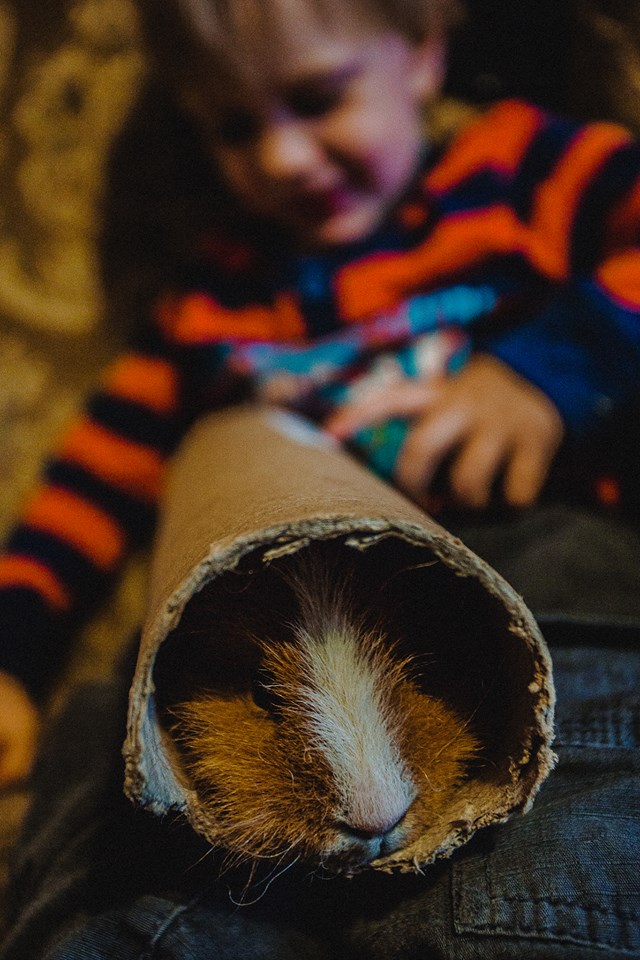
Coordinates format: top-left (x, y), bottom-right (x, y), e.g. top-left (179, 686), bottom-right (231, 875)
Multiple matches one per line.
top-left (455, 903), bottom-right (639, 947)
top-left (491, 894), bottom-right (639, 919)
top-left (555, 704), bottom-right (639, 749)
top-left (453, 873), bottom-right (640, 949)
top-left (555, 741), bottom-right (638, 748)
top-left (137, 892), bottom-right (210, 960)
top-left (456, 923), bottom-right (639, 953)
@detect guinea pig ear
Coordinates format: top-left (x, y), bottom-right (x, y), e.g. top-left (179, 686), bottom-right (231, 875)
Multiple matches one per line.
top-left (251, 663), bottom-right (285, 718)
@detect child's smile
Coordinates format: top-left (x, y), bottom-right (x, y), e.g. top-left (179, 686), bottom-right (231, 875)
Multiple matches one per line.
top-left (184, 2), bottom-right (444, 248)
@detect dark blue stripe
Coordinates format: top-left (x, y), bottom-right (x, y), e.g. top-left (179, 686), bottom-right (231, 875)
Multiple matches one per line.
top-left (177, 258), bottom-right (273, 309)
top-left (571, 142), bottom-right (640, 273)
top-left (512, 116), bottom-right (578, 221)
top-left (44, 461), bottom-right (157, 547)
top-left (433, 171), bottom-right (511, 216)
top-left (0, 589), bottom-right (66, 701)
top-left (6, 527), bottom-right (106, 597)
top-left (87, 394), bottom-right (180, 454)
top-left (130, 323), bottom-right (175, 357)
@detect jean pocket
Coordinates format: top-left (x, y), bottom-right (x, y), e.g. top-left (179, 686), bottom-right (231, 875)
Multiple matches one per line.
top-left (452, 692), bottom-right (640, 954)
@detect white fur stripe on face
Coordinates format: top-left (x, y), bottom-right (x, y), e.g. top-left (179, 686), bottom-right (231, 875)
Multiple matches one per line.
top-left (295, 621), bottom-right (415, 835)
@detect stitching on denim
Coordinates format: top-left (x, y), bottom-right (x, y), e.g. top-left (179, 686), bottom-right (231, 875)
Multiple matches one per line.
top-left (555, 703), bottom-right (640, 749)
top-left (459, 918), bottom-right (640, 950)
top-left (491, 894), bottom-right (639, 919)
top-left (137, 891), bottom-right (210, 960)
top-left (460, 899), bottom-right (640, 948)
top-left (453, 869), bottom-right (640, 950)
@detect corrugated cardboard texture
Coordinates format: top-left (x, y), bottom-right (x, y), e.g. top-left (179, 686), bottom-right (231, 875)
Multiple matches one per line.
top-left (123, 406), bottom-right (555, 872)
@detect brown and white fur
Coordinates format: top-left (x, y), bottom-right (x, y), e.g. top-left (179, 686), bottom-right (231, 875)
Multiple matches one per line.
top-left (169, 558), bottom-right (478, 875)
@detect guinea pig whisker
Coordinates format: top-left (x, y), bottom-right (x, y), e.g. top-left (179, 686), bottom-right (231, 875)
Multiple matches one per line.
top-left (378, 559), bottom-right (439, 592)
top-left (247, 839), bottom-right (301, 863)
top-left (228, 856), bottom-right (301, 907)
top-left (414, 763), bottom-right (439, 792)
top-left (253, 848), bottom-right (300, 885)
top-left (218, 848), bottom-right (253, 879)
top-left (218, 840), bottom-right (279, 880)
top-left (186, 843), bottom-right (217, 872)
top-left (431, 726), bottom-right (479, 766)
top-left (427, 698), bottom-right (485, 765)
top-left (220, 574), bottom-right (258, 595)
top-left (308, 865), bottom-right (340, 882)
top-left (398, 650), bottom-right (436, 685)
top-left (227, 858), bottom-right (260, 905)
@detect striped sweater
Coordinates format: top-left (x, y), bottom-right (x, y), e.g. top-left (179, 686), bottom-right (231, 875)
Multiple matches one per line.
top-left (2, 99), bottom-right (640, 698)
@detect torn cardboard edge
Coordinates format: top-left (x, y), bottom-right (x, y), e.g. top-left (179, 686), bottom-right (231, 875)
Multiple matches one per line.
top-left (123, 406), bottom-right (556, 873)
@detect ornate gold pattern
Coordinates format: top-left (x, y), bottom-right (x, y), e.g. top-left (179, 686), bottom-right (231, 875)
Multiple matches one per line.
top-left (0, 0), bottom-right (144, 334)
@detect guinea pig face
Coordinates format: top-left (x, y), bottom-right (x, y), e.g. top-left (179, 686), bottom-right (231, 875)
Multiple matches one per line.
top-left (171, 611), bottom-right (478, 874)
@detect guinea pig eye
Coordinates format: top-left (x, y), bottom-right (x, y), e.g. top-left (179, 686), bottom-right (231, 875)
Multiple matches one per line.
top-left (251, 668), bottom-right (284, 719)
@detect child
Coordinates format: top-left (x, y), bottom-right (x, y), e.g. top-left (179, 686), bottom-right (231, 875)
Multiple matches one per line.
top-left (0, 0), bottom-right (639, 793)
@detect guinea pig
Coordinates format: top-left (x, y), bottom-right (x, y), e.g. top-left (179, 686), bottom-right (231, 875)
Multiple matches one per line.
top-left (160, 546), bottom-right (479, 876)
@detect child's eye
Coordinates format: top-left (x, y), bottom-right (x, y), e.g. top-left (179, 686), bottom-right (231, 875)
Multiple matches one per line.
top-left (285, 64), bottom-right (360, 120)
top-left (217, 109), bottom-right (261, 146)
top-left (287, 85), bottom-right (343, 120)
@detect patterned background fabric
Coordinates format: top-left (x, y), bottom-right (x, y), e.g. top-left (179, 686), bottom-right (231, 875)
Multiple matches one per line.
top-left (0, 0), bottom-right (148, 916)
top-left (0, 0), bottom-right (143, 518)
top-left (0, 0), bottom-right (639, 928)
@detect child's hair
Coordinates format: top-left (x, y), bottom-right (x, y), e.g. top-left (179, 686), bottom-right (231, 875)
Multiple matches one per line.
top-left (136, 0), bottom-right (464, 98)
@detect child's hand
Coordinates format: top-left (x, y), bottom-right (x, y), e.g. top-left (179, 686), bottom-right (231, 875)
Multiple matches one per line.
top-left (326, 354), bottom-right (565, 510)
top-left (0, 671), bottom-right (39, 787)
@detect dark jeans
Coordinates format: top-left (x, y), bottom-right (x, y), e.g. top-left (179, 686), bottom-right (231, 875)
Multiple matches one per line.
top-left (2, 506), bottom-right (640, 959)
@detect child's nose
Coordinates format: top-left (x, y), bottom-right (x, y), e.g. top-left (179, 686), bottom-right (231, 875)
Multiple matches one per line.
top-left (257, 115), bottom-right (322, 182)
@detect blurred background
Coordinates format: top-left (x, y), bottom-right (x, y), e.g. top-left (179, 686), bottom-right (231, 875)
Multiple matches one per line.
top-left (1, 0), bottom-right (639, 534)
top-left (0, 0), bottom-right (639, 919)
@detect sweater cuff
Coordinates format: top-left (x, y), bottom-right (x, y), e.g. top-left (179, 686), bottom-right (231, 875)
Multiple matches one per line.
top-left (480, 297), bottom-right (621, 437)
top-left (486, 330), bottom-right (614, 437)
top-left (480, 286), bottom-right (640, 437)
top-left (0, 589), bottom-right (67, 703)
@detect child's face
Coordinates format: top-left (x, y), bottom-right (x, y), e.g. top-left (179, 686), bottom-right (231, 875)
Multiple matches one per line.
top-left (185, 3), bottom-right (444, 248)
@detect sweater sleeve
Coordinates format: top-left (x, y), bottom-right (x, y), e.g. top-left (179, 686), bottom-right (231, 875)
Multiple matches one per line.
top-left (480, 283), bottom-right (639, 436)
top-left (0, 323), bottom-right (189, 701)
top-left (478, 102), bottom-right (640, 436)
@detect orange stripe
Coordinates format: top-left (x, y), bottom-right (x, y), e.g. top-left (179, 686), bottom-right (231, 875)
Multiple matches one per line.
top-left (336, 206), bottom-right (523, 321)
top-left (0, 556), bottom-right (70, 611)
top-left (528, 123), bottom-right (632, 279)
top-left (426, 100), bottom-right (542, 194)
top-left (102, 355), bottom-right (180, 415)
top-left (596, 250), bottom-right (640, 310)
top-left (158, 291), bottom-right (305, 344)
top-left (24, 487), bottom-right (126, 570)
top-left (60, 419), bottom-right (165, 501)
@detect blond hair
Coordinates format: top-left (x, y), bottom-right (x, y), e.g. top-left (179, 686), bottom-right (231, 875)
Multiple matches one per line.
top-left (137, 0), bottom-right (464, 94)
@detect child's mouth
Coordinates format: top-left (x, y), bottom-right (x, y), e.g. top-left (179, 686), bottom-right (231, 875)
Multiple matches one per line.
top-left (293, 185), bottom-right (354, 221)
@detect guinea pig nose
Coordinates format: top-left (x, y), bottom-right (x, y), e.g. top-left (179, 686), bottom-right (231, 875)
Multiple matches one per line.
top-left (339, 811), bottom-right (407, 842)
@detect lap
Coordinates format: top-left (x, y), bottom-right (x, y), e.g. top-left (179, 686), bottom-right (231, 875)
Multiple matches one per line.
top-left (2, 506), bottom-right (639, 959)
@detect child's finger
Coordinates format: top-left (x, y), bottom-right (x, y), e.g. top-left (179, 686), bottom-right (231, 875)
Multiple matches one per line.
top-left (325, 379), bottom-right (441, 440)
top-left (503, 434), bottom-right (558, 507)
top-left (395, 405), bottom-right (468, 499)
top-left (448, 428), bottom-right (509, 508)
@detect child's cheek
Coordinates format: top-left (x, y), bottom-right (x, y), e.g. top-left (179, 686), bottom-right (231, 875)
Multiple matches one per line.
top-left (343, 106), bottom-right (423, 197)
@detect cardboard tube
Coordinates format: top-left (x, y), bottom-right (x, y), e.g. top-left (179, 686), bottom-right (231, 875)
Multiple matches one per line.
top-left (124, 406), bottom-right (555, 872)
